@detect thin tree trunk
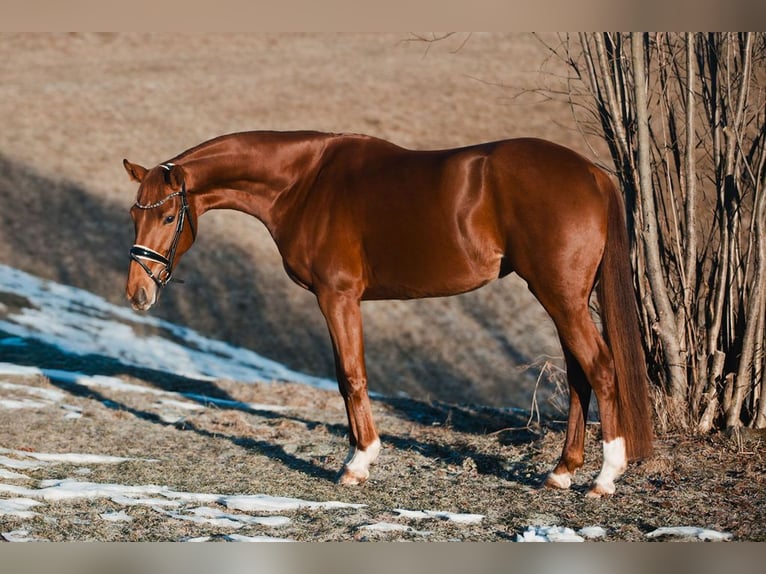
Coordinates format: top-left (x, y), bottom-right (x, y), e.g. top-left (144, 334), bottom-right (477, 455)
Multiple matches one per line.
top-left (724, 33), bottom-right (755, 428)
top-left (631, 32), bottom-right (688, 413)
top-left (682, 33), bottom-right (703, 419)
top-left (728, 197), bottom-right (766, 426)
top-left (683, 32), bottom-right (698, 341)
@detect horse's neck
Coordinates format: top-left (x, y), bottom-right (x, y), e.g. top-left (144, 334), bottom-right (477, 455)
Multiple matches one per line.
top-left (182, 132), bottom-right (328, 228)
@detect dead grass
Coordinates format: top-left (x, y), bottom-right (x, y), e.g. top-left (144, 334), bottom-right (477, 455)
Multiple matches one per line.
top-left (1, 361), bottom-right (765, 541)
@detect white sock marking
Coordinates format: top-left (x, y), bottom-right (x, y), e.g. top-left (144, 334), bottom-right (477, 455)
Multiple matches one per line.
top-left (593, 437), bottom-right (626, 492)
top-left (344, 438), bottom-right (381, 479)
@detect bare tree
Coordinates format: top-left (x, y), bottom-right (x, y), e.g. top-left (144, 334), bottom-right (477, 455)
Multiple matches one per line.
top-left (537, 32), bottom-right (766, 431)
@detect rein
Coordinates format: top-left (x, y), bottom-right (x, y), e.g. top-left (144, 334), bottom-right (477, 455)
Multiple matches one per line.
top-left (129, 163), bottom-right (196, 288)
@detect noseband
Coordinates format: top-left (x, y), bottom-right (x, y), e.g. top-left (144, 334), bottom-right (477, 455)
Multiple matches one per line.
top-left (129, 163), bottom-right (196, 288)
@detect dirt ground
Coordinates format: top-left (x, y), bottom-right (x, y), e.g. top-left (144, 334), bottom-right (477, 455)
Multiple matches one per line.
top-left (0, 353), bottom-right (764, 542)
top-left (1, 33), bottom-right (765, 542)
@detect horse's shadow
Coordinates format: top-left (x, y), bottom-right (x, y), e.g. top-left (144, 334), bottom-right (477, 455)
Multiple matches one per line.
top-left (1, 329), bottom-right (552, 486)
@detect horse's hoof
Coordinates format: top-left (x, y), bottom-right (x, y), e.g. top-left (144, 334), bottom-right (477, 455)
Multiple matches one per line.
top-left (337, 467), bottom-right (368, 486)
top-left (585, 482), bottom-right (615, 498)
top-left (543, 471), bottom-right (572, 490)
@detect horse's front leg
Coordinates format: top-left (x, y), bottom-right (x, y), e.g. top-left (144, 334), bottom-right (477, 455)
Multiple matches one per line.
top-left (317, 290), bottom-right (380, 485)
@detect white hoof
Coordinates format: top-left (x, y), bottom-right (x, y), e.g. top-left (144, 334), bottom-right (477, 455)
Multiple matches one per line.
top-left (544, 471), bottom-right (572, 490)
top-left (338, 439), bottom-right (380, 486)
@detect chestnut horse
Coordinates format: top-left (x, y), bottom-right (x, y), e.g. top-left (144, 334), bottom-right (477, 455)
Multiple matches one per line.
top-left (123, 131), bottom-right (652, 497)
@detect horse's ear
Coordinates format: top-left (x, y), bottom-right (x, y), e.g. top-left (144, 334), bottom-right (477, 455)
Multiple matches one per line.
top-left (123, 159), bottom-right (147, 183)
top-left (164, 164), bottom-right (186, 191)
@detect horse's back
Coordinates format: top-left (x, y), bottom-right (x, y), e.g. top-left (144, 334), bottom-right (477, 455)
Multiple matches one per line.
top-left (324, 137), bottom-right (508, 298)
top-left (291, 135), bottom-right (611, 299)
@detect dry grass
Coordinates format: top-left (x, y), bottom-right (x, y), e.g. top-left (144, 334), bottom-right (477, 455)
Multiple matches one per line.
top-left (1, 360), bottom-right (765, 541)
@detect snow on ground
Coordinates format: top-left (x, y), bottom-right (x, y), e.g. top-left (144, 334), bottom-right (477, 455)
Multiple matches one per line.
top-left (393, 508), bottom-right (485, 524)
top-left (0, 264), bottom-right (336, 390)
top-left (645, 526), bottom-right (734, 542)
top-left (0, 265), bottom-right (737, 542)
top-left (0, 449), bottom-right (495, 542)
top-left (0, 362), bottom-right (295, 424)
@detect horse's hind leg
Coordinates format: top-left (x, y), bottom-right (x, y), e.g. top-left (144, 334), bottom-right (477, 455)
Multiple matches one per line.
top-left (544, 346), bottom-right (591, 490)
top-left (543, 303), bottom-right (625, 497)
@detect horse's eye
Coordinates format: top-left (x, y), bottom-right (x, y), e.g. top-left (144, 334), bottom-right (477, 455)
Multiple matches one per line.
top-left (164, 215), bottom-right (175, 224)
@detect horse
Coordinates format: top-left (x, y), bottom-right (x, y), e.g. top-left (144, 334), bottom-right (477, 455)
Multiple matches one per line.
top-left (123, 130), bottom-right (653, 497)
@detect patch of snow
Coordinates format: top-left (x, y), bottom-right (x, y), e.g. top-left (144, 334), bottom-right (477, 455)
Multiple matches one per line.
top-left (43, 370), bottom-right (169, 396)
top-left (158, 412), bottom-right (185, 424)
top-left (156, 490), bottom-right (220, 504)
top-left (184, 536), bottom-right (212, 542)
top-left (0, 364), bottom-right (42, 377)
top-left (156, 506), bottom-right (291, 529)
top-left (645, 526), bottom-right (733, 541)
top-left (0, 497), bottom-right (41, 518)
top-left (0, 448), bottom-right (135, 465)
top-left (0, 468), bottom-right (30, 480)
top-left (1, 479), bottom-right (163, 502)
top-left (0, 476), bottom-right (366, 534)
top-left (1, 529), bottom-right (47, 542)
top-left (180, 392), bottom-right (294, 413)
top-left (154, 506), bottom-right (243, 529)
top-left (393, 508), bottom-right (484, 524)
top-left (0, 364), bottom-right (297, 418)
top-left (0, 264), bottom-right (336, 390)
top-left (62, 405), bottom-right (83, 420)
top-left (578, 526), bottom-right (607, 539)
top-left (222, 493), bottom-right (366, 513)
top-left (361, 522), bottom-right (412, 532)
top-left (99, 510), bottom-right (133, 522)
top-left (359, 522), bottom-right (432, 536)
top-left (0, 381), bottom-right (65, 402)
top-left (0, 398), bottom-right (51, 410)
top-left (110, 494), bottom-right (181, 508)
top-left (223, 534), bottom-right (294, 542)
top-left (155, 398), bottom-right (206, 411)
top-left (516, 525), bottom-right (585, 542)
top-left (189, 506), bottom-right (290, 527)
top-left (0, 377), bottom-right (81, 415)
top-left (0, 455), bottom-right (46, 470)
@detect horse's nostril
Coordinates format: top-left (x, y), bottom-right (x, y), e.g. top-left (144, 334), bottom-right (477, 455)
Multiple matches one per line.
top-left (135, 288), bottom-right (148, 306)
top-left (129, 286), bottom-right (152, 311)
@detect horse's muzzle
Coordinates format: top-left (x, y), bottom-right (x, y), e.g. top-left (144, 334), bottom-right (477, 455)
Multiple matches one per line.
top-left (127, 284), bottom-right (156, 312)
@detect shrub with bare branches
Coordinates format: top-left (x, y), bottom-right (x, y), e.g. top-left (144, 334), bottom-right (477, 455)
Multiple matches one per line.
top-left (537, 32), bottom-right (766, 432)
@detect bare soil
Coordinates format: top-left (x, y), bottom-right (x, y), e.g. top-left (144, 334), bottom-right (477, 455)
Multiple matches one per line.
top-left (1, 33), bottom-right (765, 542)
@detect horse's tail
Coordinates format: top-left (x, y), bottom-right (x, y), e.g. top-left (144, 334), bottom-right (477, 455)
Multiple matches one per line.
top-left (596, 171), bottom-right (654, 460)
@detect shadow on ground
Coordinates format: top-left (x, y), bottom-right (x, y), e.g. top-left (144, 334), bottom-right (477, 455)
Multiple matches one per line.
top-left (1, 320), bottom-right (555, 486)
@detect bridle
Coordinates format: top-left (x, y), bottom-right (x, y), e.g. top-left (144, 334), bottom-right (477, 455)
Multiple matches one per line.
top-left (129, 163), bottom-right (196, 288)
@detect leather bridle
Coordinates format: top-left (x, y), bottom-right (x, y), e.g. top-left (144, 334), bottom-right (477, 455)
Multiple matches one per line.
top-left (129, 163), bottom-right (196, 288)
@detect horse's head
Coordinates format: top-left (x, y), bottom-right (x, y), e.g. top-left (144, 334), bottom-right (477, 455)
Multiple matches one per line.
top-left (123, 159), bottom-right (197, 311)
